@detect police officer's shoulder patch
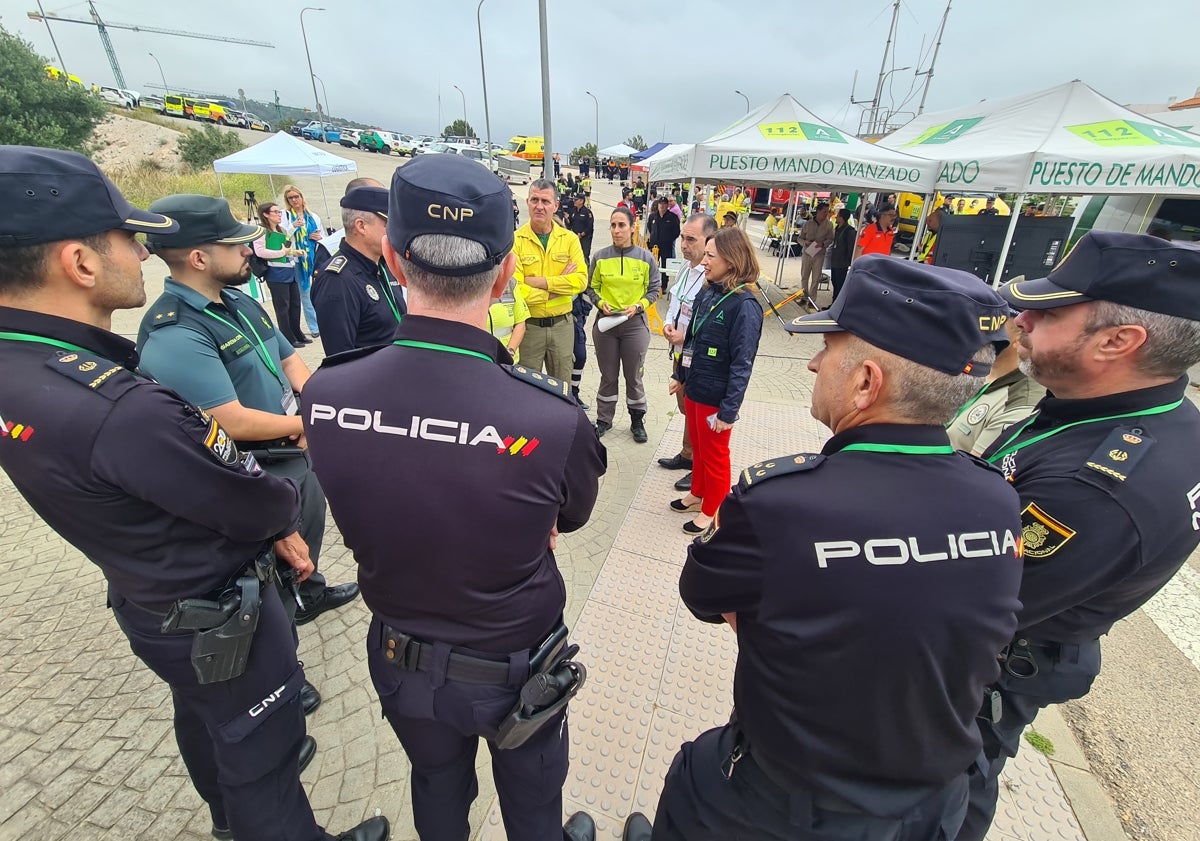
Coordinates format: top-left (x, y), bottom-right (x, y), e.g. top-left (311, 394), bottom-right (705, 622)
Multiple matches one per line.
top-left (317, 343), bottom-right (388, 369)
top-left (737, 453), bottom-right (825, 490)
top-left (45, 351), bottom-right (136, 400)
top-left (324, 255), bottom-right (348, 274)
top-left (504, 364), bottom-right (573, 401)
top-left (1077, 425), bottom-right (1155, 488)
top-left (1020, 501), bottom-right (1076, 559)
top-left (144, 294), bottom-right (181, 331)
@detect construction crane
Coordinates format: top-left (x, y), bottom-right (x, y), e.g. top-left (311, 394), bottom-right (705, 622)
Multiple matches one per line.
top-left (27, 1), bottom-right (273, 89)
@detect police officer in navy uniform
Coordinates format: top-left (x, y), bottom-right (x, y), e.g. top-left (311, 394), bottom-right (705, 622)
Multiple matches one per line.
top-left (957, 232), bottom-right (1200, 841)
top-left (0, 147), bottom-right (388, 841)
top-left (135, 195), bottom-right (360, 632)
top-left (311, 185), bottom-right (406, 356)
top-left (568, 194), bottom-right (594, 261)
top-left (623, 257), bottom-right (1024, 841)
top-left (303, 154), bottom-right (607, 841)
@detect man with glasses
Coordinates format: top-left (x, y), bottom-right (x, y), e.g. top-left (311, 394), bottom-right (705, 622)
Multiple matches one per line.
top-left (137, 195), bottom-right (360, 634)
top-left (311, 186), bottom-right (406, 356)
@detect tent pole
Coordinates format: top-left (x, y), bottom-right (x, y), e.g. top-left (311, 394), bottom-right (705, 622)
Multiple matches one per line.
top-left (318, 179), bottom-right (331, 231)
top-left (908, 194), bottom-right (932, 262)
top-left (215, 170), bottom-right (225, 199)
top-left (992, 193), bottom-right (1025, 287)
top-left (269, 175), bottom-right (276, 197)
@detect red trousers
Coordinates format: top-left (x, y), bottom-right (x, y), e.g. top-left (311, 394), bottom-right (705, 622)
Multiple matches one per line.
top-left (684, 397), bottom-right (733, 517)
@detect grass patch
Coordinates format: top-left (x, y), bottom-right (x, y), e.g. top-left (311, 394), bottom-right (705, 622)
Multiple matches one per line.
top-left (105, 160), bottom-right (271, 217)
top-left (1024, 729), bottom-right (1055, 756)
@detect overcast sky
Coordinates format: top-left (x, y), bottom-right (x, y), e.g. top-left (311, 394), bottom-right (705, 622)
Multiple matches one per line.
top-left (4, 0), bottom-right (1195, 151)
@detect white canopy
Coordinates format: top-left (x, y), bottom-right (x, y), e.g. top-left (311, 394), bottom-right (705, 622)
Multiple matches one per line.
top-left (635, 143), bottom-right (692, 172)
top-left (880, 80), bottom-right (1200, 196)
top-left (598, 143), bottom-right (640, 158)
top-left (649, 93), bottom-right (937, 191)
top-left (213, 131), bottom-right (358, 177)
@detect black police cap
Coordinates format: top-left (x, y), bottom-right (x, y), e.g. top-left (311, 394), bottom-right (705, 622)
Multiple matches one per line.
top-left (145, 195), bottom-right (263, 249)
top-left (340, 186), bottom-right (388, 219)
top-left (387, 154), bottom-right (513, 277)
top-left (1001, 231), bottom-right (1200, 321)
top-left (787, 255), bottom-right (1010, 377)
top-left (0, 145), bottom-right (178, 247)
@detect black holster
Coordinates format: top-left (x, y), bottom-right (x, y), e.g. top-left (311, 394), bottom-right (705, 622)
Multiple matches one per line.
top-left (495, 624), bottom-right (585, 750)
top-left (162, 570), bottom-right (264, 685)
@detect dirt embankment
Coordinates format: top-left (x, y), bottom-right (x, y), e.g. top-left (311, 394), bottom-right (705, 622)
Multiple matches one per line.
top-left (91, 113), bottom-right (184, 171)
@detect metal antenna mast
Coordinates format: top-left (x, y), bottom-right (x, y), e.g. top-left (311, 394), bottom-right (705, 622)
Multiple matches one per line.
top-left (916, 0), bottom-right (953, 116)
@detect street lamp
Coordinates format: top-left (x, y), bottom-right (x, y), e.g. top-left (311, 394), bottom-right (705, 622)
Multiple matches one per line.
top-left (452, 84), bottom-right (468, 137)
top-left (585, 91), bottom-right (598, 160)
top-left (148, 52), bottom-right (167, 94)
top-left (299, 7), bottom-right (325, 124)
top-left (313, 73), bottom-right (331, 120)
top-left (538, 0), bottom-right (552, 177)
top-left (734, 89), bottom-right (750, 114)
top-left (476, 0), bottom-right (494, 161)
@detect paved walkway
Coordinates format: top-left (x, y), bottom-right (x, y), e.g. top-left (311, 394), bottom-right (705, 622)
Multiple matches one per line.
top-left (0, 173), bottom-right (1107, 841)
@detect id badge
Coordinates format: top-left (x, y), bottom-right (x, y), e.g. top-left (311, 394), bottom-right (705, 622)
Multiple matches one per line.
top-left (680, 349), bottom-right (692, 369)
top-left (281, 389), bottom-right (298, 416)
top-left (680, 302), bottom-right (693, 319)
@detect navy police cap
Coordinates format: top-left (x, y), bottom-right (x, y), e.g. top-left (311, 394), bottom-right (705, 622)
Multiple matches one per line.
top-left (0, 145), bottom-right (177, 247)
top-left (340, 185), bottom-right (388, 219)
top-left (387, 154), bottom-right (513, 277)
top-left (787, 255), bottom-right (1010, 377)
top-left (1000, 230), bottom-right (1200, 321)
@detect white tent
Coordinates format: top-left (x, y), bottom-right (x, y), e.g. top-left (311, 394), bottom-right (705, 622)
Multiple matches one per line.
top-left (880, 80), bottom-right (1200, 196)
top-left (648, 93), bottom-right (938, 192)
top-left (213, 131), bottom-right (358, 219)
top-left (598, 143), bottom-right (640, 158)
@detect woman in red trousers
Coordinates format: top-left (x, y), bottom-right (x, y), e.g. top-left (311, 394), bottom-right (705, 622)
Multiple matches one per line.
top-left (668, 227), bottom-right (764, 533)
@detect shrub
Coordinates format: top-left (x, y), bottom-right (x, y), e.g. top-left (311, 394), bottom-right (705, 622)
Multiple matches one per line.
top-left (106, 159), bottom-right (270, 218)
top-left (0, 25), bottom-right (106, 151)
top-left (178, 123), bottom-right (244, 171)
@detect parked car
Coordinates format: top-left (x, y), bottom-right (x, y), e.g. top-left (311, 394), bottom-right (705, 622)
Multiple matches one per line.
top-left (358, 130), bottom-right (390, 154)
top-left (389, 133), bottom-right (420, 156)
top-left (163, 94), bottom-right (185, 118)
top-left (340, 128), bottom-right (361, 147)
top-left (302, 122), bottom-right (340, 143)
top-left (98, 86), bottom-right (134, 109)
top-left (139, 95), bottom-right (165, 113)
top-left (291, 119), bottom-right (317, 136)
top-left (225, 110), bottom-right (251, 129)
top-left (204, 100), bottom-right (239, 126)
top-left (245, 113), bottom-right (271, 132)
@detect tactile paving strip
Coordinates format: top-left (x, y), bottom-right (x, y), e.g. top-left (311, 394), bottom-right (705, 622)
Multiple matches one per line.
top-left (657, 605), bottom-right (738, 729)
top-left (564, 693), bottom-right (653, 819)
top-left (587, 550), bottom-right (680, 621)
top-left (612, 509), bottom-right (697, 567)
top-left (570, 602), bottom-right (673, 707)
top-left (632, 707), bottom-right (700, 818)
top-left (1004, 740), bottom-right (1087, 841)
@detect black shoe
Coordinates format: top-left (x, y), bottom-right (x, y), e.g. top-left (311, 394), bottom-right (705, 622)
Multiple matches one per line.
top-left (594, 420), bottom-right (611, 438)
top-left (622, 812), bottom-right (653, 841)
top-left (301, 337), bottom-right (314, 344)
top-left (683, 520), bottom-right (708, 535)
top-left (574, 395), bottom-right (590, 411)
top-left (630, 411), bottom-right (648, 444)
top-left (300, 680), bottom-right (321, 716)
top-left (658, 454), bottom-right (692, 470)
top-left (298, 735), bottom-right (317, 774)
top-left (291, 341), bottom-right (306, 348)
top-left (674, 471), bottom-right (692, 491)
top-left (335, 815), bottom-right (390, 841)
top-left (563, 811), bottom-right (596, 841)
top-left (295, 582), bottom-right (360, 626)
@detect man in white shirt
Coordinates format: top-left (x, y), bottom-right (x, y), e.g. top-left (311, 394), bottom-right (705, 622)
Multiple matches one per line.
top-left (658, 213), bottom-right (718, 490)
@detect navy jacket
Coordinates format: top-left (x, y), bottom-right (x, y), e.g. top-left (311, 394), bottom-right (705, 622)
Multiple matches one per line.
top-left (303, 315), bottom-right (606, 652)
top-left (681, 424), bottom-right (1022, 815)
top-left (0, 307), bottom-right (300, 608)
top-left (674, 281), bottom-right (763, 422)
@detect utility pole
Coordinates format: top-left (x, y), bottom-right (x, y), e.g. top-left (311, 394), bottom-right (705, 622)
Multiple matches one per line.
top-left (868, 0), bottom-right (901, 135)
top-left (35, 0), bottom-right (69, 79)
top-left (916, 0), bottom-right (953, 116)
top-left (538, 0), bottom-right (553, 178)
top-left (299, 7), bottom-right (325, 126)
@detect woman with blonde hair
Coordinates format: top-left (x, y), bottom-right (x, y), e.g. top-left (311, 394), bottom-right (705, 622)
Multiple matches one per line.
top-left (282, 184), bottom-right (323, 339)
top-left (669, 227), bottom-right (763, 533)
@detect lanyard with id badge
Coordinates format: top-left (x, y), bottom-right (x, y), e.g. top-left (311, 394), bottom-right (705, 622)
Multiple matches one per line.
top-left (204, 304), bottom-right (298, 415)
top-left (680, 284), bottom-right (745, 369)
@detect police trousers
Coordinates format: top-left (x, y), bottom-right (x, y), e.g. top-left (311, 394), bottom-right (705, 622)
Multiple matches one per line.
top-left (592, 314), bottom-right (650, 425)
top-left (260, 452), bottom-right (327, 601)
top-left (654, 724), bottom-right (970, 841)
top-left (956, 639), bottom-right (1101, 841)
top-left (110, 586), bottom-right (330, 841)
top-left (366, 616), bottom-right (570, 841)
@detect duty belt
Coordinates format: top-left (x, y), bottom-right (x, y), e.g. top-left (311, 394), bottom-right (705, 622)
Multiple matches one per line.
top-left (528, 314), bottom-right (569, 327)
top-left (379, 623), bottom-right (567, 686)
